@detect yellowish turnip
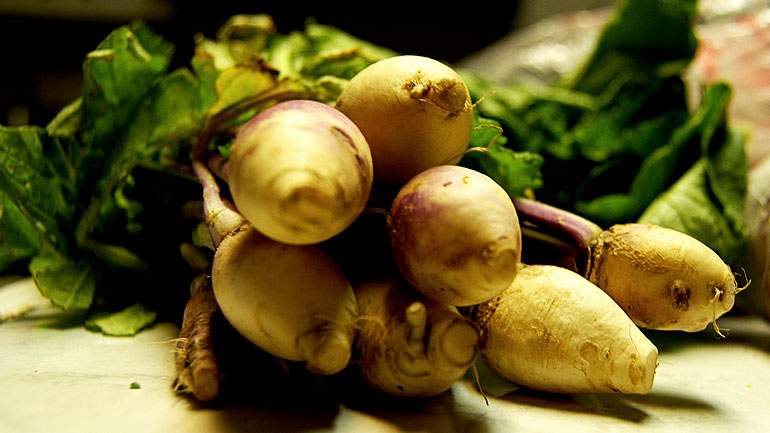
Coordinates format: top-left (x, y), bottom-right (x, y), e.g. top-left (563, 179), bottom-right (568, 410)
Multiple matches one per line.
top-left (355, 278), bottom-right (479, 397)
top-left (588, 223), bottom-right (738, 332)
top-left (193, 161), bottom-right (358, 375)
top-left (336, 55), bottom-right (473, 186)
top-left (474, 265), bottom-right (658, 394)
top-left (228, 100), bottom-right (373, 245)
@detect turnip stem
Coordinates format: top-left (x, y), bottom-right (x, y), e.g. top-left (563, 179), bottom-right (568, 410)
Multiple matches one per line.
top-left (513, 197), bottom-right (603, 273)
top-left (191, 160), bottom-right (246, 248)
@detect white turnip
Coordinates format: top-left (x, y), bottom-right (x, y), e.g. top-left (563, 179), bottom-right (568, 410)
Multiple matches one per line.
top-left (588, 224), bottom-right (737, 332)
top-left (389, 165), bottom-right (521, 306)
top-left (474, 265), bottom-right (658, 394)
top-left (228, 100), bottom-right (373, 245)
top-left (193, 161), bottom-right (358, 375)
top-left (336, 55), bottom-right (473, 186)
top-left (513, 199), bottom-right (739, 333)
top-left (354, 278), bottom-right (479, 397)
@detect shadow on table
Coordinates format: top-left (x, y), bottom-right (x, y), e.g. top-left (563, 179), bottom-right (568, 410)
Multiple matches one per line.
top-left (645, 315), bottom-right (770, 354)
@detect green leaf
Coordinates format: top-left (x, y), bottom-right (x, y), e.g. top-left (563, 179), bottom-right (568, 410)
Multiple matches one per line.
top-left (567, 0), bottom-right (697, 94)
top-left (76, 21), bottom-right (173, 192)
top-left (0, 126), bottom-right (72, 251)
top-left (639, 137), bottom-right (746, 264)
top-left (207, 61), bottom-right (282, 117)
top-left (29, 254), bottom-right (96, 310)
top-left (85, 303), bottom-right (157, 336)
top-left (462, 116), bottom-right (543, 197)
top-left (76, 69), bottom-right (207, 254)
top-left (576, 83), bottom-right (731, 224)
top-left (0, 194), bottom-right (40, 270)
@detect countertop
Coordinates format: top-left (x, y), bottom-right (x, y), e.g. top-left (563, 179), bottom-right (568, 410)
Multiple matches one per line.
top-left (2, 279), bottom-right (770, 433)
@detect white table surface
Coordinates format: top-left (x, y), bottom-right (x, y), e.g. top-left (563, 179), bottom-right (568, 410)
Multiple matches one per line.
top-left (2, 279), bottom-right (770, 433)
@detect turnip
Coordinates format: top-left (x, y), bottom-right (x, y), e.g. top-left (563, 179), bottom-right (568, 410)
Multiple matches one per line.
top-left (473, 265), bottom-right (658, 394)
top-left (336, 55), bottom-right (474, 186)
top-left (193, 161), bottom-right (358, 375)
top-left (588, 223), bottom-right (738, 332)
top-left (228, 100), bottom-right (373, 245)
top-left (354, 278), bottom-right (479, 397)
top-left (513, 198), bottom-right (739, 333)
top-left (389, 165), bottom-right (521, 306)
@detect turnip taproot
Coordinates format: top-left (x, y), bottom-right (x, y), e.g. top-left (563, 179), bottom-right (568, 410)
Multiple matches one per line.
top-left (473, 265), bottom-right (658, 394)
top-left (355, 278), bottom-right (479, 397)
top-left (588, 224), bottom-right (738, 332)
top-left (389, 165), bottom-right (521, 306)
top-left (193, 161), bottom-right (358, 375)
top-left (228, 100), bottom-right (373, 245)
top-left (336, 55), bottom-right (473, 186)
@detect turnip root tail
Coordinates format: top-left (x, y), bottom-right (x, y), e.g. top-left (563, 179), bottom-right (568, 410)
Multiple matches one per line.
top-left (298, 324), bottom-right (355, 376)
top-left (355, 279), bottom-right (479, 397)
top-left (474, 265), bottom-right (658, 394)
top-left (174, 274), bottom-right (221, 402)
top-left (587, 224), bottom-right (738, 332)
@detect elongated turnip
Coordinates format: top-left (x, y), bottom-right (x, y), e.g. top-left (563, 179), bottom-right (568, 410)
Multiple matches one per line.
top-left (513, 199), bottom-right (739, 332)
top-left (355, 278), bottom-right (479, 397)
top-left (228, 100), bottom-right (373, 245)
top-left (474, 265), bottom-right (658, 394)
top-left (336, 55), bottom-right (473, 186)
top-left (389, 165), bottom-right (521, 306)
top-left (194, 161), bottom-right (358, 375)
top-left (588, 224), bottom-right (737, 332)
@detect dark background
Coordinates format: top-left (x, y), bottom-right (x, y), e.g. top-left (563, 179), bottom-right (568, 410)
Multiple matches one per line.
top-left (0, 0), bottom-right (524, 126)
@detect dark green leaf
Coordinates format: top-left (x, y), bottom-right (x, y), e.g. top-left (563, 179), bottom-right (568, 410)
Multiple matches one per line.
top-left (0, 194), bottom-right (40, 270)
top-left (567, 0), bottom-right (697, 94)
top-left (0, 126), bottom-right (72, 250)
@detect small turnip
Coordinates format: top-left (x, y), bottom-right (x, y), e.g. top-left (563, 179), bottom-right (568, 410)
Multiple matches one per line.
top-left (228, 100), bottom-right (373, 245)
top-left (474, 265), bottom-right (658, 394)
top-left (389, 165), bottom-right (521, 306)
top-left (355, 278), bottom-right (479, 397)
top-left (588, 223), bottom-right (738, 332)
top-left (513, 199), bottom-right (740, 333)
top-left (193, 161), bottom-right (358, 375)
top-left (336, 55), bottom-right (473, 186)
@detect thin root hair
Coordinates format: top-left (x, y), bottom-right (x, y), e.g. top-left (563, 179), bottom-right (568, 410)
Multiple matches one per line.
top-left (709, 287), bottom-right (728, 338)
top-left (470, 359), bottom-right (489, 406)
top-left (734, 268), bottom-right (751, 294)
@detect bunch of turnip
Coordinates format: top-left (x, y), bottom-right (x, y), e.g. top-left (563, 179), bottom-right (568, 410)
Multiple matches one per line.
top-left (176, 54), bottom-right (742, 403)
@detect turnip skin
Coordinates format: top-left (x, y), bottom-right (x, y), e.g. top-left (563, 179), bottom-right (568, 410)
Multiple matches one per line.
top-left (389, 165), bottom-right (521, 306)
top-left (335, 55), bottom-right (473, 186)
top-left (588, 224), bottom-right (737, 332)
top-left (355, 279), bottom-right (479, 397)
top-left (228, 100), bottom-right (373, 245)
top-left (212, 226), bottom-right (358, 375)
top-left (474, 265), bottom-right (658, 394)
